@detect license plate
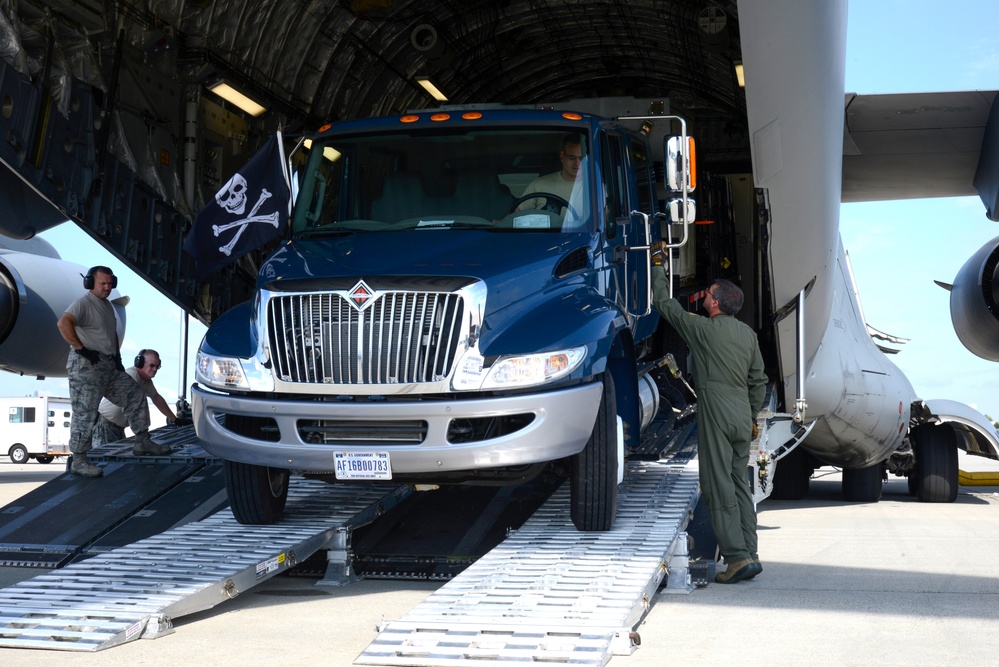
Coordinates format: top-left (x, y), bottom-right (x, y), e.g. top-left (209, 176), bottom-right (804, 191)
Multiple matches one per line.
top-left (334, 451), bottom-right (392, 480)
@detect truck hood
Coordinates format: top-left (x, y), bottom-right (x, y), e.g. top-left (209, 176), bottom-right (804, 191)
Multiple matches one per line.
top-left (261, 231), bottom-right (592, 317)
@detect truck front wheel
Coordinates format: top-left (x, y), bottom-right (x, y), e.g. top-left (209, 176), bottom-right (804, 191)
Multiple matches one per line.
top-left (8, 444), bottom-right (28, 464)
top-left (570, 373), bottom-right (619, 531)
top-left (223, 459), bottom-right (290, 524)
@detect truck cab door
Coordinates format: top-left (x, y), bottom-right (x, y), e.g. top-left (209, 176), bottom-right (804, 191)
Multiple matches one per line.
top-left (600, 133), bottom-right (655, 328)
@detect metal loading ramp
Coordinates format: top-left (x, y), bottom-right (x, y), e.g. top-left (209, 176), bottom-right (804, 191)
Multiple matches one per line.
top-left (0, 479), bottom-right (402, 652)
top-left (355, 459), bottom-right (700, 667)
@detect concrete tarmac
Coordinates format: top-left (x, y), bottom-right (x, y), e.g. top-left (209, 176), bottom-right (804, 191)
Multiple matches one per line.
top-left (1, 454), bottom-right (999, 667)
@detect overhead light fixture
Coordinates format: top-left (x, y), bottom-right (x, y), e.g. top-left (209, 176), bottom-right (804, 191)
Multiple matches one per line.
top-left (734, 62), bottom-right (745, 88)
top-left (208, 80), bottom-right (267, 117)
top-left (415, 76), bottom-right (448, 102)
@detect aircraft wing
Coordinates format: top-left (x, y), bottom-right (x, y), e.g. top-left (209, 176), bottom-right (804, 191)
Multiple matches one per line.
top-left (842, 89), bottom-right (999, 363)
top-left (843, 90), bottom-right (998, 203)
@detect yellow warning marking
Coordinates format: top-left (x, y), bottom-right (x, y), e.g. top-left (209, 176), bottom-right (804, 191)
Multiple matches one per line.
top-left (958, 470), bottom-right (999, 486)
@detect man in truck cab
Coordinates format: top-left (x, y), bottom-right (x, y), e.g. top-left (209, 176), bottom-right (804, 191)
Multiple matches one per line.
top-left (517, 133), bottom-right (585, 217)
top-left (650, 252), bottom-right (768, 584)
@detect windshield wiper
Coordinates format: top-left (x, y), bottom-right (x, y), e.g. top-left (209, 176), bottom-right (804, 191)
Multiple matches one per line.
top-left (294, 225), bottom-right (358, 238)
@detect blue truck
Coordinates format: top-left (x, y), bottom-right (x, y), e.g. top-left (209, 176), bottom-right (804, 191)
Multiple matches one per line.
top-left (191, 102), bottom-right (696, 531)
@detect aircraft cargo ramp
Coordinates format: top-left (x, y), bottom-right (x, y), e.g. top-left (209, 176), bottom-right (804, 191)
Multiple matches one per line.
top-left (0, 479), bottom-right (405, 651)
top-left (0, 413), bottom-right (703, 661)
top-left (0, 425), bottom-right (225, 569)
top-left (355, 458), bottom-right (701, 667)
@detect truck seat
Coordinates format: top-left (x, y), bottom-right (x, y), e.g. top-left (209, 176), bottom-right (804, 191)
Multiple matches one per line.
top-left (444, 169), bottom-right (514, 220)
top-left (371, 171), bottom-right (426, 221)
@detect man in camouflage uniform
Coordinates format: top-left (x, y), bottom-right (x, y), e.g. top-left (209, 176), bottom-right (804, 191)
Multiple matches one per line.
top-left (56, 266), bottom-right (169, 478)
top-left (93, 348), bottom-right (181, 448)
top-left (651, 256), bottom-right (768, 584)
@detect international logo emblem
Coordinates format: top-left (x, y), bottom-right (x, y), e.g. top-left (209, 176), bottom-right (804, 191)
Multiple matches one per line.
top-left (347, 280), bottom-right (376, 311)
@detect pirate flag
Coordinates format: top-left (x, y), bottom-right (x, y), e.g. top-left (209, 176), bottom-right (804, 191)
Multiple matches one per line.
top-left (184, 132), bottom-right (291, 279)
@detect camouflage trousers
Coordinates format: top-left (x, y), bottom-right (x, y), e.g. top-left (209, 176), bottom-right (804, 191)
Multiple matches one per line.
top-left (92, 417), bottom-right (126, 450)
top-left (67, 352), bottom-right (149, 455)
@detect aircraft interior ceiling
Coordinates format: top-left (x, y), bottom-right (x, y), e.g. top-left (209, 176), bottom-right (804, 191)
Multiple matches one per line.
top-left (0, 0), bottom-right (750, 322)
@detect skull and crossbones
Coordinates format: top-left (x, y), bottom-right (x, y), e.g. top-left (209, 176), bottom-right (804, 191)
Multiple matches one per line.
top-left (212, 173), bottom-right (280, 256)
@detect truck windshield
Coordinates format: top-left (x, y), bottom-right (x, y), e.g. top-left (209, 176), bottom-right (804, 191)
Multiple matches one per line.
top-left (291, 127), bottom-right (594, 236)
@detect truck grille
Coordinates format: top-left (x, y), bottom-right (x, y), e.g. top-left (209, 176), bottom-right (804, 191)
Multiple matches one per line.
top-left (268, 291), bottom-right (465, 385)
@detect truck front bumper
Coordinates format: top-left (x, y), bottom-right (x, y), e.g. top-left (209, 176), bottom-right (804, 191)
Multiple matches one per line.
top-left (191, 382), bottom-right (603, 473)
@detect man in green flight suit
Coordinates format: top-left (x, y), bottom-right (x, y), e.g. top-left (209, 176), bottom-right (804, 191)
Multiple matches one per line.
top-left (651, 256), bottom-right (768, 583)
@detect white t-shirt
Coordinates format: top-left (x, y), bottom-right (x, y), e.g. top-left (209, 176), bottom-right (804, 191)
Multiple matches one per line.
top-left (98, 366), bottom-right (159, 427)
top-left (517, 171), bottom-right (579, 212)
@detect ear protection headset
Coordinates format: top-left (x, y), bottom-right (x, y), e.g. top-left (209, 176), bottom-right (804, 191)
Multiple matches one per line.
top-left (135, 349), bottom-right (148, 369)
top-left (83, 266), bottom-right (118, 290)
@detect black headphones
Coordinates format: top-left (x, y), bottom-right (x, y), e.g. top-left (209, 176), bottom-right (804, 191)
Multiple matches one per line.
top-left (135, 349), bottom-right (148, 369)
top-left (83, 266), bottom-right (118, 290)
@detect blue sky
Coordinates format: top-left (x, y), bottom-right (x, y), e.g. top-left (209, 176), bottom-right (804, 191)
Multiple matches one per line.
top-left (841, 0), bottom-right (999, 421)
top-left (0, 0), bottom-right (996, 426)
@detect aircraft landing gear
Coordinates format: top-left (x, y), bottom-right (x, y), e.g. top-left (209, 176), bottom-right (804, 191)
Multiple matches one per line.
top-left (908, 424), bottom-right (959, 503)
top-left (842, 463), bottom-right (884, 502)
top-left (768, 445), bottom-right (812, 500)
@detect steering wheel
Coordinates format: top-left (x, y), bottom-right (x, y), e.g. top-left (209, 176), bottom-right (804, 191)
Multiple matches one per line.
top-left (508, 192), bottom-right (579, 222)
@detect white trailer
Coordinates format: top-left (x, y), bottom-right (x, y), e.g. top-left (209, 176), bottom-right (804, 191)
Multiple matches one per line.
top-left (1, 396), bottom-right (72, 464)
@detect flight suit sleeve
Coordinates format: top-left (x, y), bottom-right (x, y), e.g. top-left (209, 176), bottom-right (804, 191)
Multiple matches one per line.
top-left (651, 265), bottom-right (700, 340)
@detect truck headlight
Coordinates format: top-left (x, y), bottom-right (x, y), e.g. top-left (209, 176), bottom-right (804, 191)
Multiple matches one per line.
top-left (196, 351), bottom-right (250, 390)
top-left (480, 347), bottom-right (586, 389)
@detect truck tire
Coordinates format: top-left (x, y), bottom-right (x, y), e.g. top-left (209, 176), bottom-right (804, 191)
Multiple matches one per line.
top-left (570, 373), bottom-right (618, 531)
top-left (912, 424), bottom-right (958, 503)
top-left (35, 455), bottom-right (54, 464)
top-left (223, 459), bottom-right (290, 524)
top-left (8, 444), bottom-right (28, 464)
top-left (842, 463), bottom-right (883, 502)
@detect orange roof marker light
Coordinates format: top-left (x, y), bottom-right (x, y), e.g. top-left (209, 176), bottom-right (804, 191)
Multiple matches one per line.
top-left (430, 113), bottom-right (451, 122)
top-left (400, 114), bottom-right (420, 123)
top-left (562, 112), bottom-right (583, 121)
top-left (461, 112), bottom-right (483, 120)
top-left (317, 123), bottom-right (332, 133)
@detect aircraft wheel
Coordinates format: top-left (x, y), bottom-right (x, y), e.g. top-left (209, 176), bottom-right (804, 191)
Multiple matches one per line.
top-left (913, 424), bottom-right (958, 503)
top-left (842, 463), bottom-right (884, 502)
top-left (224, 459), bottom-right (290, 524)
top-left (768, 446), bottom-right (811, 500)
top-left (35, 455), bottom-right (54, 464)
top-left (906, 470), bottom-right (918, 496)
top-left (570, 372), bottom-right (618, 531)
top-left (8, 444), bottom-right (28, 464)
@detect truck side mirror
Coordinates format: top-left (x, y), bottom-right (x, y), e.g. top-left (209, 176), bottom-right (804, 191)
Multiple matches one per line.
top-left (664, 136), bottom-right (697, 193)
top-left (666, 197), bottom-right (696, 226)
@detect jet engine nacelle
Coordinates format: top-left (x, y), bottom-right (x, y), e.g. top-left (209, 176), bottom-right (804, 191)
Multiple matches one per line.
top-left (0, 250), bottom-right (127, 378)
top-left (948, 235), bottom-right (999, 361)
